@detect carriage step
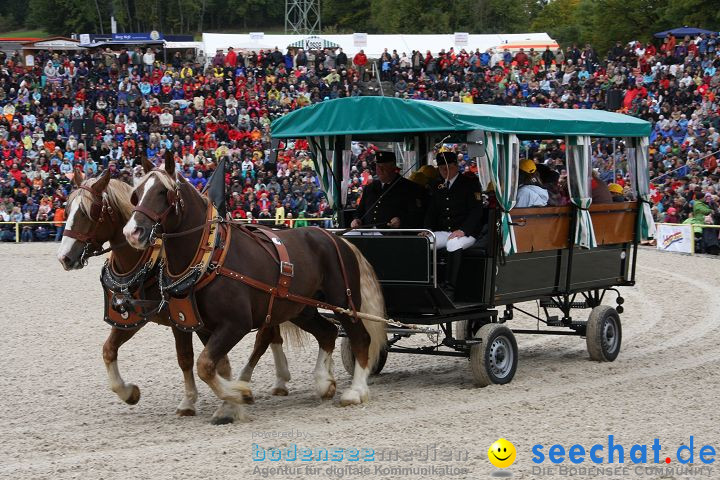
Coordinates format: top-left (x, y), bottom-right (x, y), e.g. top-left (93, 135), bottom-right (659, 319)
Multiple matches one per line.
top-left (546, 318), bottom-right (587, 328)
top-left (540, 300), bottom-right (588, 309)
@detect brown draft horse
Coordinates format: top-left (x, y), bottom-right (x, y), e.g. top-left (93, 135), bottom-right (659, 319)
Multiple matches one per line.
top-left (56, 170), bottom-right (203, 414)
top-left (56, 170), bottom-right (288, 418)
top-left (57, 169), bottom-right (311, 420)
top-left (124, 160), bottom-right (387, 423)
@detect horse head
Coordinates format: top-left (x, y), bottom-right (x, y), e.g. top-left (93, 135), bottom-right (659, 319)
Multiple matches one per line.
top-left (57, 169), bottom-right (133, 270)
top-left (124, 152), bottom-right (201, 250)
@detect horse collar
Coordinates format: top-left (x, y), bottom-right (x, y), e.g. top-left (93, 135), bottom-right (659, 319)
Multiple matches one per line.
top-left (159, 201), bottom-right (220, 286)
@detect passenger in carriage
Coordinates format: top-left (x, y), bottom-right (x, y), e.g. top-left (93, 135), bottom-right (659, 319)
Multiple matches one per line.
top-left (408, 164), bottom-right (440, 189)
top-left (515, 159), bottom-right (549, 208)
top-left (536, 163), bottom-right (570, 206)
top-left (608, 183), bottom-right (627, 202)
top-left (424, 151), bottom-right (485, 300)
top-left (350, 150), bottom-right (424, 229)
top-left (591, 170), bottom-right (614, 204)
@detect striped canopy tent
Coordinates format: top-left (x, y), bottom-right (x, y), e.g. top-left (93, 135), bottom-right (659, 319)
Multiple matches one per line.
top-left (272, 97), bottom-right (652, 251)
top-left (288, 36), bottom-right (340, 50)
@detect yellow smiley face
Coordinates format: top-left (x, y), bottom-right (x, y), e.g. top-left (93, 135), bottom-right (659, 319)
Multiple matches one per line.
top-left (488, 438), bottom-right (517, 468)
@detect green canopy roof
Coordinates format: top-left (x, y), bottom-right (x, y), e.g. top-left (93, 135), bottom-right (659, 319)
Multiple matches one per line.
top-left (271, 97), bottom-right (651, 139)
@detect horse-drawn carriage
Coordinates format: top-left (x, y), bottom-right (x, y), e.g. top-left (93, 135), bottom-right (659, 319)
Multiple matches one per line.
top-left (58, 97), bottom-right (654, 423)
top-left (271, 97), bottom-right (655, 386)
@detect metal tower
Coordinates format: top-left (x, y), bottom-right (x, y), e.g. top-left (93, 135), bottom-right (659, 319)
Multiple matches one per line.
top-left (285, 0), bottom-right (321, 35)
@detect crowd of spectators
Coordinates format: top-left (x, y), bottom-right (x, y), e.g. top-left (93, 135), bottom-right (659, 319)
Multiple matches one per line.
top-left (0, 32), bottom-right (719, 250)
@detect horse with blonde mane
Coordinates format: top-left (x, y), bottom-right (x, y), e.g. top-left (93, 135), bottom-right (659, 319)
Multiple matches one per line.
top-left (57, 169), bottom-right (307, 420)
top-left (57, 169), bottom-right (205, 414)
top-left (124, 159), bottom-right (386, 423)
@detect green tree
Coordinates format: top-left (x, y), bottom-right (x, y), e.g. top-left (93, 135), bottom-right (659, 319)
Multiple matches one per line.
top-left (590, 0), bottom-right (668, 52)
top-left (370, 0), bottom-right (451, 33)
top-left (322, 0), bottom-right (372, 33)
top-left (531, 0), bottom-right (584, 46)
top-left (28, 0), bottom-right (101, 35)
top-left (0, 1), bottom-right (28, 30)
top-left (0, 14), bottom-right (17, 32)
top-left (656, 0), bottom-right (720, 32)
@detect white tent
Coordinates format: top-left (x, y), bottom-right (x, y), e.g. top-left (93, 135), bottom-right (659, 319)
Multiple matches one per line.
top-left (202, 32), bottom-right (555, 59)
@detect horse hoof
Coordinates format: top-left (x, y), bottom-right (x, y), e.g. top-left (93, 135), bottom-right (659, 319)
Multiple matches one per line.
top-left (340, 390), bottom-right (361, 406)
top-left (125, 385), bottom-right (141, 405)
top-left (176, 408), bottom-right (196, 417)
top-left (340, 388), bottom-right (368, 406)
top-left (243, 392), bottom-right (256, 404)
top-left (211, 416), bottom-right (235, 425)
top-left (271, 387), bottom-right (289, 396)
top-left (320, 382), bottom-right (336, 400)
top-left (229, 381), bottom-right (253, 404)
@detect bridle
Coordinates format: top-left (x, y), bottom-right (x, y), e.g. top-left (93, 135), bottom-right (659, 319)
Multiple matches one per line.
top-left (63, 185), bottom-right (120, 265)
top-left (130, 169), bottom-right (184, 243)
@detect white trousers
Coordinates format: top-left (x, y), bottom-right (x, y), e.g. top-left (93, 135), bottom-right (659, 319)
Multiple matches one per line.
top-left (433, 231), bottom-right (476, 252)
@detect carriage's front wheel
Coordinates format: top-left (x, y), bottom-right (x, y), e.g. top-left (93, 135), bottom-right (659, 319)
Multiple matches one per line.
top-left (340, 337), bottom-right (388, 376)
top-left (469, 323), bottom-right (518, 387)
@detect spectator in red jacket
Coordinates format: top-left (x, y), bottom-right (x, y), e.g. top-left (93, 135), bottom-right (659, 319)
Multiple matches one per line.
top-left (353, 50), bottom-right (368, 81)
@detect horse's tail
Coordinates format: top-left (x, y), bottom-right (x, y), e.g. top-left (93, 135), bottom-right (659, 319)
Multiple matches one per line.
top-left (341, 239), bottom-right (387, 368)
top-left (279, 322), bottom-right (308, 350)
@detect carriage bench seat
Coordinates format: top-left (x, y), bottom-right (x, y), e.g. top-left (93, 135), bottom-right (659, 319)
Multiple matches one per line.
top-left (511, 202), bottom-right (638, 253)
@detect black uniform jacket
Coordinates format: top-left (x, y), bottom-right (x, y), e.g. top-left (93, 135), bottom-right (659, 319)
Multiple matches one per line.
top-left (354, 175), bottom-right (424, 228)
top-left (424, 173), bottom-right (485, 236)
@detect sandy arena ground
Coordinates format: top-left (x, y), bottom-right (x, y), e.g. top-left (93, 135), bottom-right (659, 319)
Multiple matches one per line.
top-left (1, 243), bottom-right (719, 480)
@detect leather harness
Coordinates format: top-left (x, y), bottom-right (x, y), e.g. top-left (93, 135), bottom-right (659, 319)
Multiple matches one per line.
top-left (216, 224), bottom-right (358, 324)
top-left (61, 184), bottom-right (165, 329)
top-left (153, 201), bottom-right (358, 332)
top-left (100, 238), bottom-right (164, 329)
top-left (64, 185), bottom-right (121, 263)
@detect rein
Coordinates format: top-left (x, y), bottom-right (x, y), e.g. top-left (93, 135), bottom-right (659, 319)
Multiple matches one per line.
top-left (161, 219), bottom-right (223, 239)
top-left (136, 174), bottom-right (368, 330)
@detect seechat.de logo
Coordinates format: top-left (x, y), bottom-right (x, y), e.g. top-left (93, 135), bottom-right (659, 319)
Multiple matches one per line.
top-left (531, 435), bottom-right (716, 465)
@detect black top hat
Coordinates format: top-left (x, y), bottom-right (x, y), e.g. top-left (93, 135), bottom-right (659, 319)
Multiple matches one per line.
top-left (375, 151), bottom-right (397, 164)
top-left (436, 151), bottom-right (457, 165)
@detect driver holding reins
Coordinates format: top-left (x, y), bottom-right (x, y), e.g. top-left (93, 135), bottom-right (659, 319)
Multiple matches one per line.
top-left (351, 150), bottom-right (424, 229)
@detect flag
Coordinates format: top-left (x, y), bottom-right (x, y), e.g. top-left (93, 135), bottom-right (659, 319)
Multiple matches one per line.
top-left (202, 157), bottom-right (227, 218)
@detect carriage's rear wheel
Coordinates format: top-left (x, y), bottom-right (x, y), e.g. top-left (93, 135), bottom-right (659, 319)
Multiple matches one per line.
top-left (586, 306), bottom-right (622, 362)
top-left (340, 337), bottom-right (388, 376)
top-left (469, 323), bottom-right (518, 387)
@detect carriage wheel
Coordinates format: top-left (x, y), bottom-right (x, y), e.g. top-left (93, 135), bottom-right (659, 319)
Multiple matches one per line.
top-left (586, 306), bottom-right (622, 362)
top-left (469, 323), bottom-right (518, 387)
top-left (340, 337), bottom-right (388, 377)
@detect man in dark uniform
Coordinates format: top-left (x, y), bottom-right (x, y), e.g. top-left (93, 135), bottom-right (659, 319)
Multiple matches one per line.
top-left (424, 151), bottom-right (485, 299)
top-left (351, 151), bottom-right (423, 229)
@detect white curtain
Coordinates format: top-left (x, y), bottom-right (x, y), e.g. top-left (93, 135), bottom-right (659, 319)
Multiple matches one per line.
top-left (625, 136), bottom-right (656, 240)
top-left (476, 155), bottom-right (493, 191)
top-left (566, 135), bottom-right (597, 249)
top-left (341, 149), bottom-right (352, 207)
top-left (308, 135), bottom-right (337, 208)
top-left (394, 140), bottom-right (416, 178)
top-left (482, 131), bottom-right (520, 255)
